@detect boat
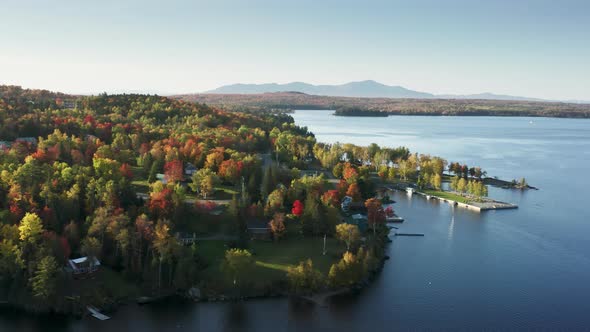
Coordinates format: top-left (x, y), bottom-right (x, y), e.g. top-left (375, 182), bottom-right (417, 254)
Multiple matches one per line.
top-left (406, 187), bottom-right (415, 194)
top-left (386, 215), bottom-right (404, 223)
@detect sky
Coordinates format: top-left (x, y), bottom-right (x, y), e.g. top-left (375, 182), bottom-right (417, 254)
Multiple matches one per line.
top-left (1, 0), bottom-right (589, 100)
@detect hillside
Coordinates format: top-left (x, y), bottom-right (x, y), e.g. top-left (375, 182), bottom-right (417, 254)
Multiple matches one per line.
top-left (175, 92), bottom-right (590, 118)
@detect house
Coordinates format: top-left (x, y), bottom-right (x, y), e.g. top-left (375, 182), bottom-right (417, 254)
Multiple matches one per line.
top-left (341, 196), bottom-right (367, 213)
top-left (185, 163), bottom-right (197, 176)
top-left (176, 232), bottom-right (197, 246)
top-left (15, 137), bottom-right (37, 147)
top-left (247, 218), bottom-right (271, 241)
top-left (348, 214), bottom-right (368, 233)
top-left (67, 256), bottom-right (101, 277)
top-left (156, 173), bottom-right (167, 184)
top-left (0, 141), bottom-right (11, 150)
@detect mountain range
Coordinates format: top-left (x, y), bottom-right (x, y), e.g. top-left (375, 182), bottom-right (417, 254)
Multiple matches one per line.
top-left (206, 80), bottom-right (548, 102)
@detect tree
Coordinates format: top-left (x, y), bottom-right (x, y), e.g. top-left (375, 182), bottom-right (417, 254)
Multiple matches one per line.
top-left (291, 199), bottom-right (304, 216)
top-left (328, 251), bottom-right (364, 288)
top-left (81, 237), bottom-right (101, 270)
top-left (430, 173), bottom-right (442, 190)
top-left (346, 183), bottom-right (362, 202)
top-left (153, 219), bottom-right (180, 289)
top-left (164, 160), bottom-right (184, 184)
top-left (450, 176), bottom-right (460, 191)
top-left (457, 178), bottom-right (467, 195)
top-left (189, 168), bottom-right (219, 199)
top-left (268, 212), bottom-right (286, 241)
top-left (218, 159), bottom-right (242, 184)
top-left (19, 212), bottom-right (44, 244)
top-left (365, 198), bottom-right (385, 236)
top-left (30, 255), bottom-right (59, 300)
top-left (286, 259), bottom-right (324, 295)
top-left (221, 248), bottom-right (254, 286)
top-left (335, 223), bottom-right (361, 251)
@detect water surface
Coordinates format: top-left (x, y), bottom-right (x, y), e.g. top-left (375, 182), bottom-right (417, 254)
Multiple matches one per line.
top-left (2, 111), bottom-right (589, 331)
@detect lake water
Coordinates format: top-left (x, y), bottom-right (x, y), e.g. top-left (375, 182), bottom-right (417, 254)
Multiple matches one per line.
top-left (2, 110), bottom-right (590, 331)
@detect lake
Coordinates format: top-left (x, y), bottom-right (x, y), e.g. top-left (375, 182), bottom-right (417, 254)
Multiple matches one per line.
top-left (2, 110), bottom-right (590, 331)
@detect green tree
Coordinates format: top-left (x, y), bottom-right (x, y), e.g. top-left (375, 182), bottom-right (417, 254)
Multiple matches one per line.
top-left (18, 213), bottom-right (44, 244)
top-left (335, 223), bottom-right (361, 251)
top-left (221, 248), bottom-right (254, 286)
top-left (286, 259), bottom-right (324, 295)
top-left (30, 255), bottom-right (59, 300)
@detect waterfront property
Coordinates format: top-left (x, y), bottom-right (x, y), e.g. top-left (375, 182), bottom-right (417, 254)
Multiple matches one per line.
top-left (67, 257), bottom-right (101, 277)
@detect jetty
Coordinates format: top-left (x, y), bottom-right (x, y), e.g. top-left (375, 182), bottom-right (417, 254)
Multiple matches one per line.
top-left (385, 185), bottom-right (518, 212)
top-left (87, 306), bottom-right (110, 321)
top-left (394, 233), bottom-right (424, 237)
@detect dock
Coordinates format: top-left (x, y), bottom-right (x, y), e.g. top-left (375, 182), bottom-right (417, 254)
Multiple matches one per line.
top-left (392, 186), bottom-right (518, 212)
top-left (394, 233), bottom-right (424, 236)
top-left (87, 306), bottom-right (110, 320)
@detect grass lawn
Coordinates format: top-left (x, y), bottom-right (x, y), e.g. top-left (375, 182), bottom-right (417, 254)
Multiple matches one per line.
top-left (198, 237), bottom-right (346, 283)
top-left (422, 189), bottom-right (471, 204)
top-left (131, 179), bottom-right (150, 193)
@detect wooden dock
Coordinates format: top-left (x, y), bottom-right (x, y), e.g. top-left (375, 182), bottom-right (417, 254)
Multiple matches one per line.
top-left (394, 233), bottom-right (424, 237)
top-left (87, 306), bottom-right (110, 320)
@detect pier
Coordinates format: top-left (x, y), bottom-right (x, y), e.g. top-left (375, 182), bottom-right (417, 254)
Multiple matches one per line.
top-left (87, 306), bottom-right (110, 321)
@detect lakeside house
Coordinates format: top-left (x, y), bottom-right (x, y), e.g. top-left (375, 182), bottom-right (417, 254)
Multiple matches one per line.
top-left (185, 163), bottom-right (198, 176)
top-left (348, 214), bottom-right (368, 232)
top-left (67, 256), bottom-right (101, 277)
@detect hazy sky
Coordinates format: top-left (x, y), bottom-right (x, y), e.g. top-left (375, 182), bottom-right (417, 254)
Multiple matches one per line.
top-left (1, 0), bottom-right (589, 100)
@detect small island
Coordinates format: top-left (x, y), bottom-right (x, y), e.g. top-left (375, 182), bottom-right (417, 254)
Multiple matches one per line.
top-left (334, 107), bottom-right (389, 117)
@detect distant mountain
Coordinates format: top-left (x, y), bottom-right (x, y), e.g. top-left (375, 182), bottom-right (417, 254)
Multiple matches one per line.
top-left (206, 80), bottom-right (548, 101)
top-left (436, 92), bottom-right (545, 102)
top-left (207, 80), bottom-right (434, 99)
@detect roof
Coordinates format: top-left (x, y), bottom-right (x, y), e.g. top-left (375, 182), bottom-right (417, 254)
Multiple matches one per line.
top-left (68, 256), bottom-right (101, 268)
top-left (247, 218), bottom-right (269, 229)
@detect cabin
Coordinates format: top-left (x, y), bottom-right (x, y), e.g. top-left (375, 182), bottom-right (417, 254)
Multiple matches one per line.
top-left (185, 163), bottom-right (197, 176)
top-left (67, 256), bottom-right (101, 277)
top-left (247, 218), bottom-right (271, 241)
top-left (341, 196), bottom-right (367, 213)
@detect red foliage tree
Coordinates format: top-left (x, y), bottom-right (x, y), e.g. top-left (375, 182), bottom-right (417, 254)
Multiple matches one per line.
top-left (195, 200), bottom-right (218, 213)
top-left (148, 188), bottom-right (174, 219)
top-left (321, 190), bottom-right (340, 207)
top-left (365, 198), bottom-right (386, 235)
top-left (343, 162), bottom-right (358, 183)
top-left (119, 163), bottom-right (134, 179)
top-left (218, 159), bottom-right (243, 184)
top-left (164, 160), bottom-right (184, 183)
top-left (346, 183), bottom-right (362, 202)
top-left (291, 199), bottom-right (304, 216)
top-left (336, 179), bottom-right (348, 199)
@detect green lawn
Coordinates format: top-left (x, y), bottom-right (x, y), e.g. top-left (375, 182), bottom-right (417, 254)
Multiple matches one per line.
top-left (422, 189), bottom-right (470, 203)
top-left (198, 237), bottom-right (346, 283)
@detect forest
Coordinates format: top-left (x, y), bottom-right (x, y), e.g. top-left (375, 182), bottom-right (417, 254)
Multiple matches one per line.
top-left (176, 92), bottom-right (590, 118)
top-left (0, 86), bottom-right (395, 314)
